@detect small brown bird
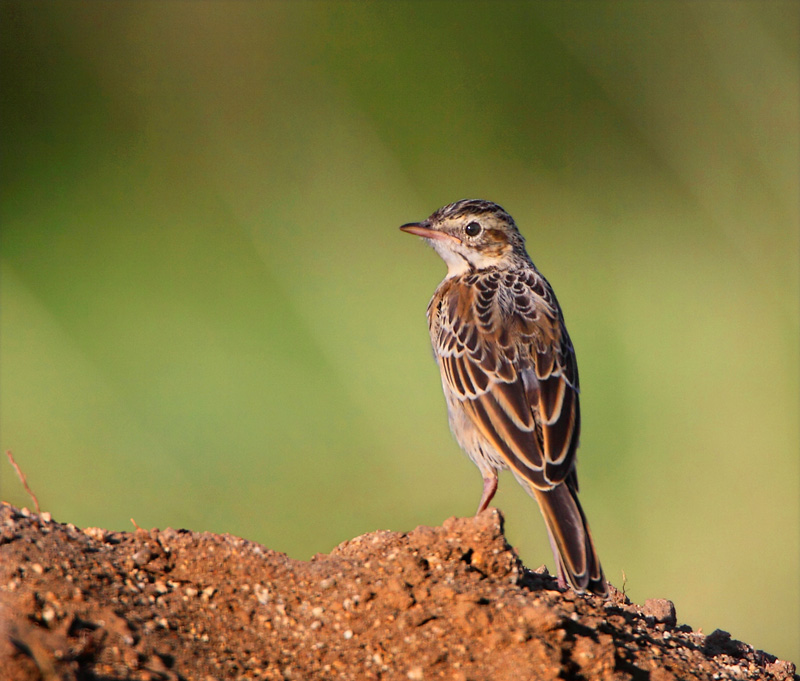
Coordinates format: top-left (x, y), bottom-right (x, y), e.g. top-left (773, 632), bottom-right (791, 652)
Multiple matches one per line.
top-left (401, 199), bottom-right (607, 596)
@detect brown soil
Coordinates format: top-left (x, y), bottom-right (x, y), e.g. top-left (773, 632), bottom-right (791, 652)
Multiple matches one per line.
top-left (0, 502), bottom-right (795, 681)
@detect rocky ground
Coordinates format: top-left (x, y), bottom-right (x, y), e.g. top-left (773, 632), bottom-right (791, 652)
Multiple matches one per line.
top-left (0, 501), bottom-right (796, 680)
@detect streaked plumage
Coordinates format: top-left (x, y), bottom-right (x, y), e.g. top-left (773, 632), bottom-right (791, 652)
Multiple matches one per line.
top-left (401, 199), bottom-right (607, 596)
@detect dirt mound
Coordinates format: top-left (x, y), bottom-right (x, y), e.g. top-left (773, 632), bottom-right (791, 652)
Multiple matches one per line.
top-left (0, 502), bottom-right (795, 680)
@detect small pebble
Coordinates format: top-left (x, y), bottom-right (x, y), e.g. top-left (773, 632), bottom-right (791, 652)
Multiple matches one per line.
top-left (132, 548), bottom-right (153, 567)
top-left (83, 527), bottom-right (107, 542)
top-left (643, 599), bottom-right (677, 626)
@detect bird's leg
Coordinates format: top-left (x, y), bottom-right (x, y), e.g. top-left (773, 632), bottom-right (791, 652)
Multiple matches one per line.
top-left (475, 475), bottom-right (498, 515)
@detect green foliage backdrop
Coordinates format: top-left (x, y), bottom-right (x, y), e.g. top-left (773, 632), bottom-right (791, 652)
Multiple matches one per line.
top-left (2, 1), bottom-right (797, 663)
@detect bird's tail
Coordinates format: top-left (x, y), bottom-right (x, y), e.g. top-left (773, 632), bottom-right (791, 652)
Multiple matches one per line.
top-left (532, 483), bottom-right (607, 597)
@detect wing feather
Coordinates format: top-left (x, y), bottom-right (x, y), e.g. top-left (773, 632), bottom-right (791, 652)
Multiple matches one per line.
top-left (430, 269), bottom-right (581, 490)
top-left (538, 373), bottom-right (567, 425)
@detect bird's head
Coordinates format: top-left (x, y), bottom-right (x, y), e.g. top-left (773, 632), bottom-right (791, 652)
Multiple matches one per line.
top-left (400, 199), bottom-right (529, 277)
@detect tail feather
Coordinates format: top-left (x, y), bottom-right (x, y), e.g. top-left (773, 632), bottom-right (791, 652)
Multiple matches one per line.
top-left (533, 484), bottom-right (607, 597)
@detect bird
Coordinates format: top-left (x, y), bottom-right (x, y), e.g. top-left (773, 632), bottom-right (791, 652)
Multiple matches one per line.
top-left (400, 199), bottom-right (607, 596)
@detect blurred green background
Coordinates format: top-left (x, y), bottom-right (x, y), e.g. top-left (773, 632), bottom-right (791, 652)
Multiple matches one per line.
top-left (1, 0), bottom-right (797, 663)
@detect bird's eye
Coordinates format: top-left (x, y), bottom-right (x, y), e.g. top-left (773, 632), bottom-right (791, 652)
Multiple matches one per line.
top-left (464, 221), bottom-right (482, 237)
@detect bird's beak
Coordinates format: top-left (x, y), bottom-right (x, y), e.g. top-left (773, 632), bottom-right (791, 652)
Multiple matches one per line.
top-left (399, 222), bottom-right (458, 242)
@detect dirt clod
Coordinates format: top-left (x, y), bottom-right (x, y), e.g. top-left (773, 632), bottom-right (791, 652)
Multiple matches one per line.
top-left (642, 598), bottom-right (677, 626)
top-left (0, 502), bottom-right (796, 680)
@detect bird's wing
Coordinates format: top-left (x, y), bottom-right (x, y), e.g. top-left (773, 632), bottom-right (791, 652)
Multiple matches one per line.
top-left (430, 270), bottom-right (579, 490)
